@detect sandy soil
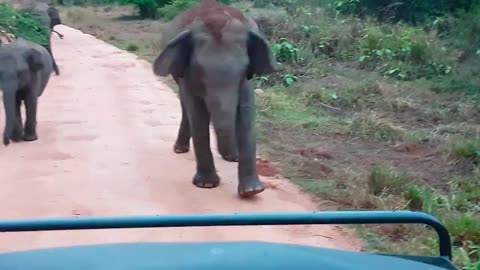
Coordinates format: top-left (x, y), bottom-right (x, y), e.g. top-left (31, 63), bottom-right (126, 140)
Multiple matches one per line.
top-left (0, 25), bottom-right (361, 253)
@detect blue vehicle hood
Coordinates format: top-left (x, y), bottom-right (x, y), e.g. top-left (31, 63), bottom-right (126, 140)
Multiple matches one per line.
top-left (0, 241), bottom-right (456, 270)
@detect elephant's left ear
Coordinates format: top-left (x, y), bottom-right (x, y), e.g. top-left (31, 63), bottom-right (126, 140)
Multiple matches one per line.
top-left (24, 48), bottom-right (44, 72)
top-left (153, 30), bottom-right (193, 78)
top-left (246, 31), bottom-right (279, 80)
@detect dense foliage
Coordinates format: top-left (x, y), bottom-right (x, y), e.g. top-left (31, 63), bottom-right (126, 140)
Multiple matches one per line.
top-left (334, 0), bottom-right (478, 24)
top-left (57, 0), bottom-right (118, 6)
top-left (158, 0), bottom-right (230, 21)
top-left (0, 3), bottom-right (50, 46)
top-left (117, 0), bottom-right (162, 18)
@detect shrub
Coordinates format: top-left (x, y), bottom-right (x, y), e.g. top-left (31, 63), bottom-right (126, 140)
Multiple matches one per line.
top-left (158, 0), bottom-right (230, 21)
top-left (335, 0), bottom-right (476, 24)
top-left (349, 113), bottom-right (406, 142)
top-left (158, 0), bottom-right (198, 20)
top-left (126, 43), bottom-right (139, 51)
top-left (367, 166), bottom-right (412, 196)
top-left (118, 0), bottom-right (160, 19)
top-left (449, 139), bottom-right (480, 161)
top-left (57, 0), bottom-right (117, 5)
top-left (434, 9), bottom-right (480, 58)
top-left (357, 25), bottom-right (455, 80)
top-left (0, 3), bottom-right (50, 46)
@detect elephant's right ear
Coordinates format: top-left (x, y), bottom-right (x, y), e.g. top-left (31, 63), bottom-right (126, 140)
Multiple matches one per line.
top-left (153, 30), bottom-right (193, 78)
top-left (246, 31), bottom-right (279, 80)
top-left (24, 48), bottom-right (44, 72)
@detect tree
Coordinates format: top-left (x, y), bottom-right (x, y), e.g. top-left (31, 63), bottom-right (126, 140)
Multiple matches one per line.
top-left (118, 0), bottom-right (172, 19)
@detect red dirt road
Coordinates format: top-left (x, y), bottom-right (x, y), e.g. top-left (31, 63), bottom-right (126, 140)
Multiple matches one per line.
top-left (0, 25), bottom-right (361, 253)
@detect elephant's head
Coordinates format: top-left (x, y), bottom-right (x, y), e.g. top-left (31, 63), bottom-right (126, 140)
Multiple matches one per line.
top-left (153, 2), bottom-right (277, 150)
top-left (47, 4), bottom-right (62, 28)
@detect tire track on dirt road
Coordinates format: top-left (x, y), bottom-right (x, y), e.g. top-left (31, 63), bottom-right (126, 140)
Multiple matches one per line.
top-left (0, 25), bottom-right (361, 252)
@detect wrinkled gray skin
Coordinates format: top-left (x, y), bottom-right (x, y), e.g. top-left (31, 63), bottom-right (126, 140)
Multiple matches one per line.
top-left (0, 38), bottom-right (53, 146)
top-left (153, 1), bottom-right (277, 197)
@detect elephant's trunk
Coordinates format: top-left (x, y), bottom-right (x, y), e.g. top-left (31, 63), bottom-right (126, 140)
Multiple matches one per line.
top-left (206, 88), bottom-right (239, 161)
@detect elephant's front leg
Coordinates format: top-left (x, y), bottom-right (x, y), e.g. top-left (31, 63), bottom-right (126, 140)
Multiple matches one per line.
top-left (236, 80), bottom-right (265, 198)
top-left (23, 90), bottom-right (39, 142)
top-left (11, 94), bottom-right (24, 142)
top-left (173, 97), bottom-right (191, 154)
top-left (2, 91), bottom-right (17, 146)
top-left (181, 88), bottom-right (220, 188)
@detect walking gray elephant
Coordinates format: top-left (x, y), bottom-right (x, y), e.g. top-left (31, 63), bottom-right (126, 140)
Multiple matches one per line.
top-left (18, 2), bottom-right (62, 75)
top-left (0, 38), bottom-right (53, 146)
top-left (153, 0), bottom-right (277, 197)
top-left (47, 3), bottom-right (64, 39)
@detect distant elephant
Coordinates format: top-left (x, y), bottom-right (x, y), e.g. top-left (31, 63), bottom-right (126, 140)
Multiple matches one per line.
top-left (18, 3), bottom-right (62, 75)
top-left (153, 0), bottom-right (278, 197)
top-left (0, 38), bottom-right (53, 146)
top-left (47, 4), bottom-right (64, 39)
top-left (45, 3), bottom-right (63, 75)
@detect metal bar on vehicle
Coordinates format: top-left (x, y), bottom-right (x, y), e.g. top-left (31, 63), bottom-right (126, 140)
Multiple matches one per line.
top-left (0, 211), bottom-right (452, 260)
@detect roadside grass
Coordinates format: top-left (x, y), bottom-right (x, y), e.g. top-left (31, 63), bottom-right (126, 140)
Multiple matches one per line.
top-left (57, 2), bottom-right (480, 269)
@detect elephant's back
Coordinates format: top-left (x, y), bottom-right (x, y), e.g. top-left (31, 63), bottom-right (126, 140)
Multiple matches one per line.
top-left (21, 39), bottom-right (53, 97)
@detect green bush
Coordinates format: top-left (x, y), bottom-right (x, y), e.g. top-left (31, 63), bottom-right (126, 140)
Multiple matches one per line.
top-left (434, 9), bottom-right (480, 58)
top-left (158, 0), bottom-right (230, 21)
top-left (126, 42), bottom-right (139, 51)
top-left (158, 0), bottom-right (198, 20)
top-left (118, 0), bottom-right (160, 19)
top-left (0, 3), bottom-right (50, 46)
top-left (357, 26), bottom-right (455, 80)
top-left (335, 0), bottom-right (476, 24)
top-left (57, 0), bottom-right (117, 6)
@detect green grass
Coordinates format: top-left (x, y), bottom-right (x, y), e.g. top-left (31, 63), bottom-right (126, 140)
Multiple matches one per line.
top-left (449, 139), bottom-right (480, 161)
top-left (349, 113), bottom-right (406, 143)
top-left (291, 164), bottom-right (480, 267)
top-left (0, 3), bottom-right (50, 46)
top-left (256, 87), bottom-right (349, 132)
top-left (449, 175), bottom-right (480, 212)
top-left (367, 166), bottom-right (412, 196)
top-left (125, 42), bottom-right (139, 51)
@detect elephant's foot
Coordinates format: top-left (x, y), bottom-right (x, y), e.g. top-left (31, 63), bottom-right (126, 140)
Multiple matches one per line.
top-left (238, 177), bottom-right (265, 198)
top-left (193, 170), bottom-right (220, 188)
top-left (221, 154), bottom-right (239, 162)
top-left (23, 132), bottom-right (38, 142)
top-left (173, 143), bottom-right (189, 154)
top-left (218, 147), bottom-right (239, 162)
top-left (11, 128), bottom-right (24, 142)
top-left (3, 135), bottom-right (10, 146)
top-left (11, 133), bottom-right (23, 142)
